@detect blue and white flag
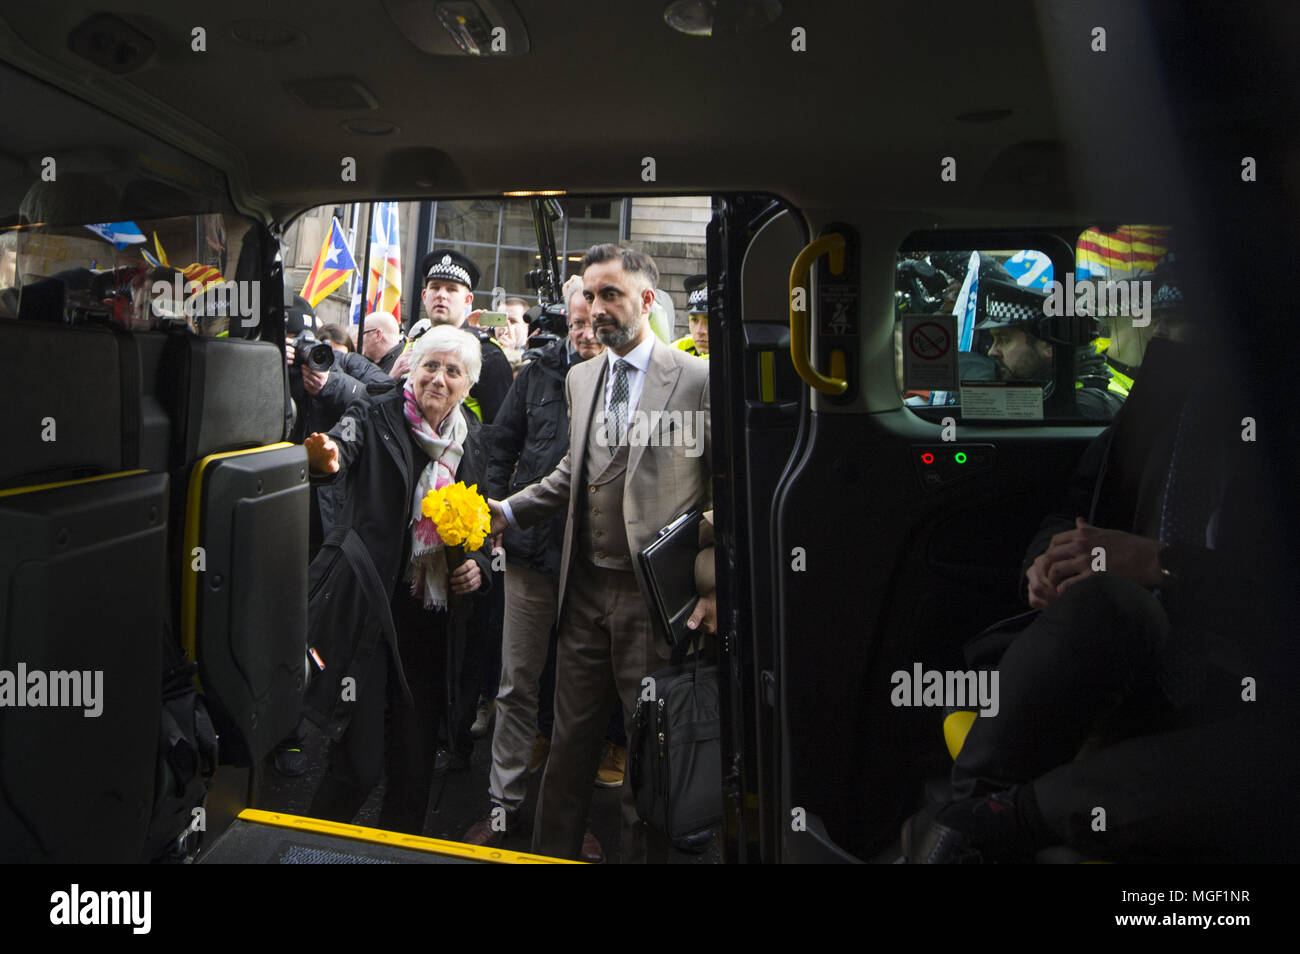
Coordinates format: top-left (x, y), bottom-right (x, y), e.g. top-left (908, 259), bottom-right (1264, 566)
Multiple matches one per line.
top-left (1003, 249), bottom-right (1054, 290)
top-left (84, 221), bottom-right (147, 251)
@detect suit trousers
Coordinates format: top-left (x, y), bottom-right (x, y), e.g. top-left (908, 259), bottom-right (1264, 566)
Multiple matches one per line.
top-left (489, 561), bottom-right (559, 815)
top-left (532, 556), bottom-right (672, 862)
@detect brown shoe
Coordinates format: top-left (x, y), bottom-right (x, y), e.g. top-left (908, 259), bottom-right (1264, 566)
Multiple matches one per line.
top-left (581, 830), bottom-right (604, 864)
top-left (595, 743), bottom-right (625, 788)
top-left (529, 732), bottom-right (550, 774)
top-left (462, 812), bottom-right (509, 848)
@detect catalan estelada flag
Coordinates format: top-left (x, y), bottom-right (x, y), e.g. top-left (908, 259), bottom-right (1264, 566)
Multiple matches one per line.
top-left (1076, 225), bottom-right (1171, 278)
top-left (182, 263), bottom-right (224, 289)
top-left (300, 217), bottom-right (359, 307)
top-left (364, 202), bottom-right (402, 322)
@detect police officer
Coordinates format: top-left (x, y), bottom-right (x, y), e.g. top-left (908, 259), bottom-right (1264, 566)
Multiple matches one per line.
top-left (418, 249), bottom-right (513, 424)
top-left (974, 278), bottom-right (1122, 421)
top-left (672, 273), bottom-right (709, 358)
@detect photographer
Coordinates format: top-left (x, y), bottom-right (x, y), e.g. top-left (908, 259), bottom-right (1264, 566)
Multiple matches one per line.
top-left (276, 302), bottom-right (395, 778)
top-left (285, 299), bottom-right (395, 542)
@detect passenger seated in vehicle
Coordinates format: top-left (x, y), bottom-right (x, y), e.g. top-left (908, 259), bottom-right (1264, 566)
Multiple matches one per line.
top-left (904, 266), bottom-right (1289, 862)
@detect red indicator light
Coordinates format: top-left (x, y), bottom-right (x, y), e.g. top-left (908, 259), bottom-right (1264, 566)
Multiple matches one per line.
top-left (921, 452), bottom-right (935, 465)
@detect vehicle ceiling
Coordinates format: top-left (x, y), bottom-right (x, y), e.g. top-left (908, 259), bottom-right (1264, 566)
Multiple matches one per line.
top-left (1, 1), bottom-right (1295, 226)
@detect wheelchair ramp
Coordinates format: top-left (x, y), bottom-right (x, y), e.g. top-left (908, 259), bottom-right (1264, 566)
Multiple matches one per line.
top-left (198, 809), bottom-right (574, 864)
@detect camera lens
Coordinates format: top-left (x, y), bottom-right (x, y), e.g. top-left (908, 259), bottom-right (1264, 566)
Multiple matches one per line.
top-left (307, 342), bottom-right (335, 372)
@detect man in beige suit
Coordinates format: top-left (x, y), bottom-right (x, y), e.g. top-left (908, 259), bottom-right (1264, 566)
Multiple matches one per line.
top-left (489, 243), bottom-right (711, 862)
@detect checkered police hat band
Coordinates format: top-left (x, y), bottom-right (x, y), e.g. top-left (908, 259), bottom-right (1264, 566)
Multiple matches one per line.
top-left (1154, 284), bottom-right (1183, 307)
top-left (986, 299), bottom-right (1041, 322)
top-left (427, 263), bottom-right (472, 288)
top-left (688, 288), bottom-right (707, 309)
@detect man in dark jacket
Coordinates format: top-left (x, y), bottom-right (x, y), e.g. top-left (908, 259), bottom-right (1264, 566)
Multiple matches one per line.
top-left (905, 280), bottom-right (1293, 862)
top-left (461, 278), bottom-right (605, 853)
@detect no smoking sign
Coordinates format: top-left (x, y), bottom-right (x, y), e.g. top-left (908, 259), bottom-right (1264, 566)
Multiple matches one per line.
top-left (902, 314), bottom-right (959, 392)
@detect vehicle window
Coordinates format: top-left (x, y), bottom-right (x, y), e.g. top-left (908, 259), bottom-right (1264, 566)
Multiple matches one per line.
top-left (3, 208), bottom-right (260, 336)
top-left (895, 234), bottom-right (1174, 423)
top-left (280, 197), bottom-right (706, 339)
top-left (1075, 225), bottom-right (1174, 400)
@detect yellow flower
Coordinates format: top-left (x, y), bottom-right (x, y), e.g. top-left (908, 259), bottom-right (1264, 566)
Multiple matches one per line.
top-left (420, 481), bottom-right (491, 549)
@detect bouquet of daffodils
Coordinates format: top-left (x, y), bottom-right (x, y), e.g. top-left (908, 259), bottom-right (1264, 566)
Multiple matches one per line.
top-left (420, 481), bottom-right (491, 563)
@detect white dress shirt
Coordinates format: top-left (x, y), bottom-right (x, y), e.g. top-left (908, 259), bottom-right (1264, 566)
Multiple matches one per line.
top-left (602, 330), bottom-right (655, 423)
top-left (501, 330), bottom-right (656, 528)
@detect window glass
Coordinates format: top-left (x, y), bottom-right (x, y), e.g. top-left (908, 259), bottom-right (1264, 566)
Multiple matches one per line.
top-left (894, 246), bottom-right (1125, 423)
top-left (562, 199), bottom-right (620, 259)
top-left (3, 211), bottom-right (258, 336)
top-left (1075, 225), bottom-right (1174, 400)
top-left (433, 199), bottom-right (500, 245)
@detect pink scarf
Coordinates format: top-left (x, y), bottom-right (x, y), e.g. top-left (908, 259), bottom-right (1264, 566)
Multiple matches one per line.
top-left (403, 382), bottom-right (467, 609)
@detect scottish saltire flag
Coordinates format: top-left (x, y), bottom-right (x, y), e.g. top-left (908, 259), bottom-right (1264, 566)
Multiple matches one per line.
top-left (1003, 249), bottom-right (1054, 290)
top-left (299, 217), bottom-right (358, 307)
top-left (84, 221), bottom-right (147, 250)
top-left (1076, 225), bottom-right (1170, 278)
top-left (364, 202), bottom-right (403, 322)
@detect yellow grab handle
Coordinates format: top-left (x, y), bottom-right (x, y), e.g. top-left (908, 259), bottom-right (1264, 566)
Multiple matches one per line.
top-left (789, 235), bottom-right (849, 395)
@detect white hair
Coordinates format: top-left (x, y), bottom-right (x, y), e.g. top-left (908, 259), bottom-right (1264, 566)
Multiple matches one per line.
top-left (562, 273), bottom-right (585, 310)
top-left (409, 323), bottom-right (482, 385)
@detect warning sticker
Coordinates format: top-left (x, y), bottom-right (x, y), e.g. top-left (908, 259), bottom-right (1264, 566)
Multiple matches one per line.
top-left (959, 383), bottom-right (1044, 420)
top-left (903, 314), bottom-right (958, 391)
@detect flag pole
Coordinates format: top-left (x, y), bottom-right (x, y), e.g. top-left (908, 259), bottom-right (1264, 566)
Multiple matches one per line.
top-left (356, 201), bottom-right (375, 352)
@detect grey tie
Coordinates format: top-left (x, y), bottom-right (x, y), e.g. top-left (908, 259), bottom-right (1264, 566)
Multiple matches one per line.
top-left (609, 359), bottom-right (632, 445)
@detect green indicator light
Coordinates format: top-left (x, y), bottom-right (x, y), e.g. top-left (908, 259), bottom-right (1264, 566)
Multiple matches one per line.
top-left (954, 452), bottom-right (967, 464)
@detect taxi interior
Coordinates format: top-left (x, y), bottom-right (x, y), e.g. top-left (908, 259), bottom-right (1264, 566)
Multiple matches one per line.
top-left (1, 1), bottom-right (1296, 864)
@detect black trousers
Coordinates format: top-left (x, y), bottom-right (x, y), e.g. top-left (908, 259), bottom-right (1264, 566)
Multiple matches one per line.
top-left (953, 573), bottom-right (1276, 859)
top-left (308, 588), bottom-right (449, 835)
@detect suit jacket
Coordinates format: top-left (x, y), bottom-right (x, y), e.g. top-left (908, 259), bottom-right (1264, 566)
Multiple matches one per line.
top-left (507, 334), bottom-right (712, 621)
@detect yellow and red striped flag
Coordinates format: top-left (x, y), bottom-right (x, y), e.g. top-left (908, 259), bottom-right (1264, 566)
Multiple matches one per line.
top-left (1076, 225), bottom-right (1171, 278)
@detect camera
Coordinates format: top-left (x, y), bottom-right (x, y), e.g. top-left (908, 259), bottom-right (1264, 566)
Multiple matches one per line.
top-left (290, 329), bottom-right (335, 372)
top-left (525, 302), bottom-right (568, 349)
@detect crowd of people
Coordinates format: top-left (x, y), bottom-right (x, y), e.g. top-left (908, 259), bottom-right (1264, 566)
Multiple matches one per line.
top-left (288, 242), bottom-right (714, 863)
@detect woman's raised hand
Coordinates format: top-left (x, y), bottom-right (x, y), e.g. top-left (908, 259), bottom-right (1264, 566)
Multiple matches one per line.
top-left (305, 432), bottom-right (340, 475)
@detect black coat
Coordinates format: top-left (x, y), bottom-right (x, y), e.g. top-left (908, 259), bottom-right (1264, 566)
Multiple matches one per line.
top-left (315, 389), bottom-right (494, 618)
top-left (1019, 339), bottom-right (1264, 641)
top-left (485, 338), bottom-right (577, 575)
top-left (305, 351), bottom-right (396, 436)
top-left (465, 326), bottom-right (514, 425)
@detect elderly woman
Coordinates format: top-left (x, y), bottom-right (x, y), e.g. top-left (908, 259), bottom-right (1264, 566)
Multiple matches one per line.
top-left (303, 324), bottom-right (493, 834)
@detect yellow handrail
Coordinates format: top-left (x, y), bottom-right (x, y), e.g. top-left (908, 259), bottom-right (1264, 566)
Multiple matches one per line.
top-left (788, 235), bottom-right (849, 395)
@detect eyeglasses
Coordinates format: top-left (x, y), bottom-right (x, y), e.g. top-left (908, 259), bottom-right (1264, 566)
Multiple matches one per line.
top-left (362, 328), bottom-right (382, 337)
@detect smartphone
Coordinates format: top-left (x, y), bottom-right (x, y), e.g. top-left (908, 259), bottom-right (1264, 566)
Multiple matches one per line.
top-left (477, 311), bottom-right (508, 327)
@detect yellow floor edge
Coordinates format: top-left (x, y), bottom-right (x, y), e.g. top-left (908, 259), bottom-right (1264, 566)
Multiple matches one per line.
top-left (237, 809), bottom-right (580, 864)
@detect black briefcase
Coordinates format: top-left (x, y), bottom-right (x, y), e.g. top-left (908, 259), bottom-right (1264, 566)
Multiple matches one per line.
top-left (635, 510), bottom-right (703, 648)
top-left (628, 640), bottom-right (722, 840)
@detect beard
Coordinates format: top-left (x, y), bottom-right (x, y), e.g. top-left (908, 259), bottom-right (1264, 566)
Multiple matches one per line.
top-left (595, 315), bottom-right (639, 351)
